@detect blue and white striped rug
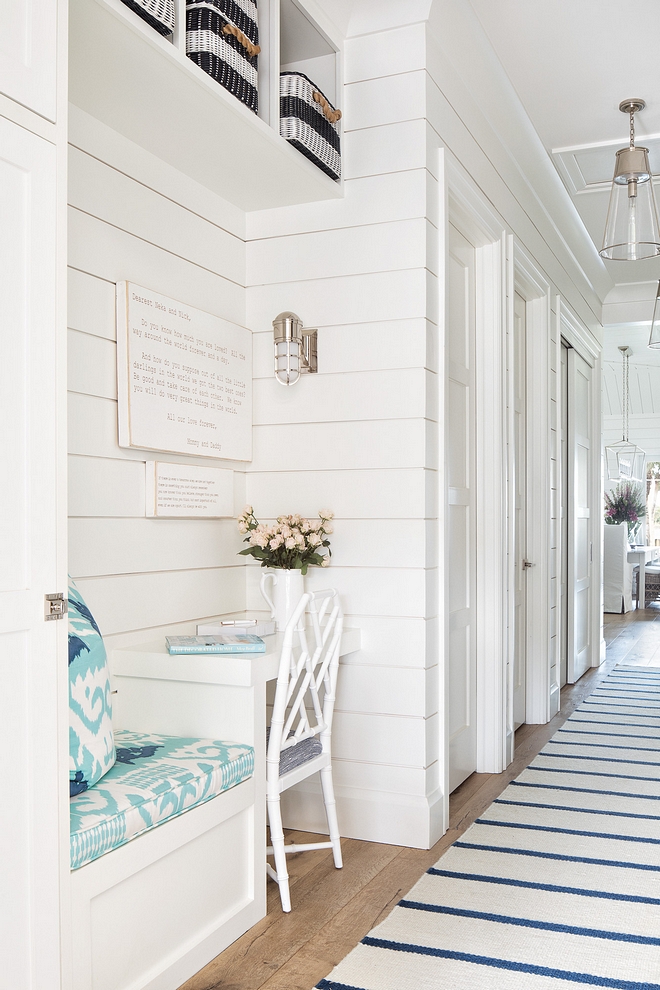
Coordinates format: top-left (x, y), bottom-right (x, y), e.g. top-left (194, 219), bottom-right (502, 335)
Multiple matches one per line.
top-left (316, 666), bottom-right (660, 990)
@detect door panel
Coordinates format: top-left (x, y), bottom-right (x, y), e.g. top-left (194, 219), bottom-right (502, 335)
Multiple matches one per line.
top-left (447, 224), bottom-right (477, 792)
top-left (567, 347), bottom-right (592, 683)
top-left (0, 0), bottom-right (58, 121)
top-left (559, 342), bottom-right (568, 687)
top-left (513, 291), bottom-right (527, 729)
top-left (0, 114), bottom-right (63, 988)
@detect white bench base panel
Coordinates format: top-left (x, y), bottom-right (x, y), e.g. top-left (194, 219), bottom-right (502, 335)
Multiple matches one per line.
top-left (70, 776), bottom-right (264, 990)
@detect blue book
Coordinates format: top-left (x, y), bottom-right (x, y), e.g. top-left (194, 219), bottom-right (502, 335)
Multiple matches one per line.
top-left (165, 634), bottom-right (266, 654)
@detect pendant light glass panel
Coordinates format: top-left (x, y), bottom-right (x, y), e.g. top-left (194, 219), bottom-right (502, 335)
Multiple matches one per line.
top-left (605, 440), bottom-right (646, 481)
top-left (600, 147), bottom-right (660, 260)
top-left (649, 280), bottom-right (660, 348)
top-left (604, 345), bottom-right (646, 481)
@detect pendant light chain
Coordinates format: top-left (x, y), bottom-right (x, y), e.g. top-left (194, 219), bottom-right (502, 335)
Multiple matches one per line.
top-left (630, 108), bottom-right (635, 148)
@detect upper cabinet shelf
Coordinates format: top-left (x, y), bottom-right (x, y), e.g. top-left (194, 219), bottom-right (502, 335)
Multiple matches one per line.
top-left (68, 0), bottom-right (343, 212)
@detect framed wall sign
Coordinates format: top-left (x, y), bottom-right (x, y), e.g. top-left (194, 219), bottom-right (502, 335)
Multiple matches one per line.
top-left (116, 282), bottom-right (252, 460)
top-left (146, 461), bottom-right (234, 517)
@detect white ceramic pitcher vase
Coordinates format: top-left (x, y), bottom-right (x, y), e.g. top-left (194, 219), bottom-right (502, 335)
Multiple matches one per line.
top-left (260, 568), bottom-right (305, 631)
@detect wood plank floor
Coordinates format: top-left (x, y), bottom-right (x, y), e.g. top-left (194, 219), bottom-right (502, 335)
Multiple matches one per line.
top-left (180, 607), bottom-right (660, 990)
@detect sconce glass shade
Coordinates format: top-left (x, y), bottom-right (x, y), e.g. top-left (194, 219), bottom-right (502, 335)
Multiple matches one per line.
top-left (272, 311), bottom-right (318, 386)
top-left (600, 146), bottom-right (660, 260)
top-left (605, 440), bottom-right (646, 481)
top-left (649, 280), bottom-right (660, 348)
top-left (275, 339), bottom-right (301, 385)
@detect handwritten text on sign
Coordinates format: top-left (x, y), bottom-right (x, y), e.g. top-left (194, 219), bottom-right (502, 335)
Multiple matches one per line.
top-left (116, 282), bottom-right (252, 460)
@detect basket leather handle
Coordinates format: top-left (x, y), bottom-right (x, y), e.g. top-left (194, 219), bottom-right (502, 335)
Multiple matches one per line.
top-left (222, 23), bottom-right (261, 57)
top-left (313, 90), bottom-right (342, 124)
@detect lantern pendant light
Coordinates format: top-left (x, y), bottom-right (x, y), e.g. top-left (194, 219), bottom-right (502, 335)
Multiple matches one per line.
top-left (649, 280), bottom-right (660, 348)
top-left (605, 346), bottom-right (646, 481)
top-left (600, 99), bottom-right (660, 261)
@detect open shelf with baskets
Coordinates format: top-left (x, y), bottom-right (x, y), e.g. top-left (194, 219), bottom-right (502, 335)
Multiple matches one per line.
top-left (68, 0), bottom-right (343, 212)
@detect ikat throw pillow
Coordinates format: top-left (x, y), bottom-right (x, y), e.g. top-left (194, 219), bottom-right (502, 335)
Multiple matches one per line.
top-left (68, 578), bottom-right (115, 797)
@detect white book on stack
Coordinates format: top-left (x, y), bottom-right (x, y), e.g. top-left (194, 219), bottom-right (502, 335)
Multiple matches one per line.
top-left (197, 618), bottom-right (276, 637)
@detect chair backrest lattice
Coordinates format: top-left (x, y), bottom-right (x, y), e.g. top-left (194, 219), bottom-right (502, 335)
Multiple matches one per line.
top-left (267, 589), bottom-right (343, 773)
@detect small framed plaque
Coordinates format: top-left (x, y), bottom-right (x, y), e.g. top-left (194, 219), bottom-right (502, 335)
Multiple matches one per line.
top-left (146, 462), bottom-right (234, 518)
top-left (117, 282), bottom-right (252, 460)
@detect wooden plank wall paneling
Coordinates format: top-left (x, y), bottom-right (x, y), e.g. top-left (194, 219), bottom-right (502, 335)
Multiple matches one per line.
top-left (65, 8), bottom-right (607, 850)
top-left (243, 13), bottom-right (603, 849)
top-left (245, 31), bottom-right (440, 849)
top-left (68, 139), bottom-right (248, 651)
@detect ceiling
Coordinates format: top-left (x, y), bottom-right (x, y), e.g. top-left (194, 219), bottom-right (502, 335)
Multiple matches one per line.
top-left (468, 0), bottom-right (660, 287)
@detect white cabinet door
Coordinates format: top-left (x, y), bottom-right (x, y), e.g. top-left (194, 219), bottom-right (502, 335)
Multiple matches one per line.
top-left (0, 0), bottom-right (58, 120)
top-left (447, 223), bottom-right (477, 792)
top-left (0, 115), bottom-right (65, 989)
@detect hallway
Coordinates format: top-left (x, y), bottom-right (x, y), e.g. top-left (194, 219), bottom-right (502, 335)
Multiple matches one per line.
top-left (180, 610), bottom-right (660, 990)
top-left (604, 607), bottom-right (660, 667)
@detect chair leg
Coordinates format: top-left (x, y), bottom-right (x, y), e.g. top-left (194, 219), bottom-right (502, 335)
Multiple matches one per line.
top-left (320, 764), bottom-right (343, 869)
top-left (267, 794), bottom-right (292, 912)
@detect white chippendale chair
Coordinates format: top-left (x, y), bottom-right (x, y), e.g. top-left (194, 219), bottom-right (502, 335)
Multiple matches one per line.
top-left (266, 588), bottom-right (343, 912)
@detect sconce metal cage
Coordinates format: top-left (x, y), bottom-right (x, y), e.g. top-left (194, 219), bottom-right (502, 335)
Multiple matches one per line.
top-left (272, 312), bottom-right (318, 386)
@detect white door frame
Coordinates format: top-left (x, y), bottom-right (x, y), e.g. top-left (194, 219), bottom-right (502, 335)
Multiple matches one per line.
top-left (558, 300), bottom-right (603, 676)
top-left (438, 153), bottom-right (507, 832)
top-left (508, 242), bottom-right (554, 748)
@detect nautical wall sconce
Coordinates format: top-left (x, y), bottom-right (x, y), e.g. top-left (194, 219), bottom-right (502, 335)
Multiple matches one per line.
top-left (600, 99), bottom-right (660, 261)
top-left (272, 312), bottom-right (318, 386)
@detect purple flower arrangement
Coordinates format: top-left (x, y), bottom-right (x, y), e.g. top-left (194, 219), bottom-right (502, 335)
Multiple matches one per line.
top-left (604, 481), bottom-right (646, 526)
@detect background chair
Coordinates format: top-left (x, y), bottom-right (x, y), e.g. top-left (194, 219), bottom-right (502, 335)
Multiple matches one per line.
top-left (266, 588), bottom-right (343, 912)
top-left (633, 563), bottom-right (660, 608)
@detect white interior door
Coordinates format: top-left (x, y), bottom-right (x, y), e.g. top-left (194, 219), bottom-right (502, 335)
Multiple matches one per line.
top-left (0, 115), bottom-right (64, 988)
top-left (560, 341), bottom-right (569, 687)
top-left (447, 223), bottom-right (477, 792)
top-left (567, 346), bottom-right (593, 683)
top-left (513, 291), bottom-right (527, 729)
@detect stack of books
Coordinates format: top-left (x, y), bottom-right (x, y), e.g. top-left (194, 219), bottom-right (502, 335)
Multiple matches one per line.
top-left (165, 634), bottom-right (266, 655)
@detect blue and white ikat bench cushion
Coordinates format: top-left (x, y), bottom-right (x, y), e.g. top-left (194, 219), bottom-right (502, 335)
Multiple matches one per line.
top-left (70, 729), bottom-right (254, 870)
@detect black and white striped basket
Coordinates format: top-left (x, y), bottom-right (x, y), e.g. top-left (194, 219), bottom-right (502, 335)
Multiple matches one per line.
top-left (280, 72), bottom-right (341, 181)
top-left (186, 0), bottom-right (260, 115)
top-left (120, 0), bottom-right (175, 36)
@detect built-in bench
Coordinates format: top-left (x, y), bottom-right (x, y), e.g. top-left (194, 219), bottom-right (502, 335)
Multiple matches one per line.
top-left (70, 728), bottom-right (254, 870)
top-left (67, 582), bottom-right (263, 990)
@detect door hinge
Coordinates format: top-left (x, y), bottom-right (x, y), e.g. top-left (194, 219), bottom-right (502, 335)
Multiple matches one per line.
top-left (45, 592), bottom-right (68, 621)
top-left (522, 559), bottom-right (534, 570)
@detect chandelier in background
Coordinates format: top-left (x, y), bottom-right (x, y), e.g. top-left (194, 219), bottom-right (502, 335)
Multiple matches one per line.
top-left (605, 345), bottom-right (646, 481)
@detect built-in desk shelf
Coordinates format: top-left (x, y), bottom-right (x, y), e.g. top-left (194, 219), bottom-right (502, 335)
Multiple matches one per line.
top-left (109, 626), bottom-right (360, 745)
top-left (69, 0), bottom-right (343, 211)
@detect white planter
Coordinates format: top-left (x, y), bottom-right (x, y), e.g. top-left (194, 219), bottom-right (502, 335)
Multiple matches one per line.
top-left (259, 569), bottom-right (305, 631)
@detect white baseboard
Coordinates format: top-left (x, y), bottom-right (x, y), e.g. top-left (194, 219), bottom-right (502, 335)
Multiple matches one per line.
top-left (280, 780), bottom-right (445, 849)
top-left (549, 681), bottom-right (560, 717)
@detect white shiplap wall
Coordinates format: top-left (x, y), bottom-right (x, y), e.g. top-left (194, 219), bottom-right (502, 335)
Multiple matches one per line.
top-left (243, 4), bottom-right (604, 847)
top-left (67, 133), bottom-right (250, 653)
top-left (246, 22), bottom-right (439, 848)
top-left (65, 0), bottom-right (607, 851)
